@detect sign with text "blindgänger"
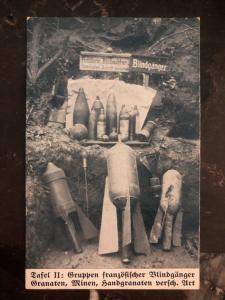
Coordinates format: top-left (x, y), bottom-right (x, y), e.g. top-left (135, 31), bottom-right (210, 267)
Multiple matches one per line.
top-left (131, 55), bottom-right (168, 74)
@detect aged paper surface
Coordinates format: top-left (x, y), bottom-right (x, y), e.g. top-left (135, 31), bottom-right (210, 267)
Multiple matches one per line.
top-left (26, 17), bottom-right (200, 290)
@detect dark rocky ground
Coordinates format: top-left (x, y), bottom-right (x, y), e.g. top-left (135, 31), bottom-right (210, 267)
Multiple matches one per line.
top-left (38, 240), bottom-right (198, 269)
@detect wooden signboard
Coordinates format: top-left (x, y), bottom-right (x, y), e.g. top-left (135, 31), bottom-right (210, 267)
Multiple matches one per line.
top-left (80, 51), bottom-right (131, 73)
top-left (80, 51), bottom-right (169, 74)
top-left (131, 55), bottom-right (168, 74)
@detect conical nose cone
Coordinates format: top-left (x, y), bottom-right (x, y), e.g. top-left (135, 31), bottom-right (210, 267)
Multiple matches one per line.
top-left (43, 162), bottom-right (65, 183)
top-left (95, 96), bottom-right (101, 104)
top-left (45, 162), bottom-right (60, 174)
top-left (107, 93), bottom-right (115, 103)
top-left (80, 88), bottom-right (86, 98)
top-left (90, 108), bottom-right (97, 116)
top-left (93, 97), bottom-right (103, 108)
top-left (120, 105), bottom-right (125, 115)
top-left (76, 88), bottom-right (86, 100)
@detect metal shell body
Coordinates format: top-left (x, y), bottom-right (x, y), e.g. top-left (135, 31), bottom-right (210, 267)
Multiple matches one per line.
top-left (107, 142), bottom-right (140, 207)
top-left (160, 169), bottom-right (182, 214)
top-left (73, 88), bottom-right (90, 127)
top-left (97, 109), bottom-right (106, 140)
top-left (129, 108), bottom-right (136, 141)
top-left (106, 94), bottom-right (117, 135)
top-left (43, 162), bottom-right (76, 219)
top-left (92, 96), bottom-right (104, 119)
top-left (88, 109), bottom-right (97, 139)
top-left (119, 110), bottom-right (129, 142)
top-left (134, 105), bottom-right (141, 134)
top-left (138, 121), bottom-right (156, 142)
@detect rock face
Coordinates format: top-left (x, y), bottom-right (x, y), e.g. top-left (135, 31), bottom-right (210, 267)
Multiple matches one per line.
top-left (26, 126), bottom-right (199, 267)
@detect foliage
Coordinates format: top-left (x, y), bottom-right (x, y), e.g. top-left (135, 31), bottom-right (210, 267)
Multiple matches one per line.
top-left (26, 17), bottom-right (200, 137)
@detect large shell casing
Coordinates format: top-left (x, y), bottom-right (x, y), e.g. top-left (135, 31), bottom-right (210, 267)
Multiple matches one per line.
top-left (138, 121), bottom-right (156, 142)
top-left (129, 106), bottom-right (136, 141)
top-left (106, 93), bottom-right (117, 135)
top-left (160, 169), bottom-right (182, 214)
top-left (92, 96), bottom-right (104, 119)
top-left (97, 108), bottom-right (106, 140)
top-left (88, 109), bottom-right (97, 139)
top-left (43, 162), bottom-right (76, 219)
top-left (107, 142), bottom-right (140, 207)
top-left (119, 107), bottom-right (129, 142)
top-left (73, 88), bottom-right (90, 127)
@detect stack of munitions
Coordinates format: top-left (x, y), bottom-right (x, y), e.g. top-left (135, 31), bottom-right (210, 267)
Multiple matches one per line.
top-left (47, 80), bottom-right (156, 143)
top-left (72, 88), bottom-right (156, 143)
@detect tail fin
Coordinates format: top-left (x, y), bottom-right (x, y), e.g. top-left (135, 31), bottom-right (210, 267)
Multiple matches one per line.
top-left (75, 204), bottom-right (98, 240)
top-left (149, 207), bottom-right (164, 244)
top-left (122, 196), bottom-right (132, 248)
top-left (172, 209), bottom-right (183, 247)
top-left (162, 213), bottom-right (174, 250)
top-left (98, 177), bottom-right (118, 255)
top-left (132, 201), bottom-right (150, 255)
top-left (64, 216), bottom-right (82, 253)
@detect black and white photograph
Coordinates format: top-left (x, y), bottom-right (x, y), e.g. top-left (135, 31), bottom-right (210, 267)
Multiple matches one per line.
top-left (26, 17), bottom-right (200, 275)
